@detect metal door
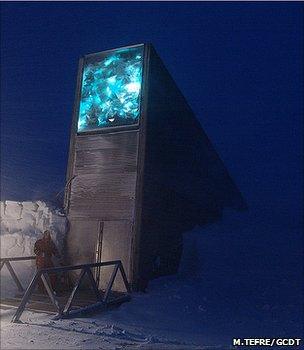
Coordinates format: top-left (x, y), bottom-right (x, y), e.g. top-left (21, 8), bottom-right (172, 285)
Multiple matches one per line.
top-left (96, 220), bottom-right (133, 291)
top-left (68, 219), bottom-right (100, 265)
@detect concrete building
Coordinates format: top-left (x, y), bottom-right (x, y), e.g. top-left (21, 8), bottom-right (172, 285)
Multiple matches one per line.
top-left (64, 43), bottom-right (246, 291)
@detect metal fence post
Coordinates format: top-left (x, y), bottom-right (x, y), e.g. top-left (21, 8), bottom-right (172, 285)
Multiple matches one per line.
top-left (41, 273), bottom-right (62, 317)
top-left (8, 259), bottom-right (131, 323)
top-left (84, 267), bottom-right (102, 301)
top-left (118, 261), bottom-right (131, 293)
top-left (11, 271), bottom-right (41, 323)
top-left (5, 261), bottom-right (24, 292)
top-left (103, 263), bottom-right (119, 302)
top-left (63, 268), bottom-right (86, 315)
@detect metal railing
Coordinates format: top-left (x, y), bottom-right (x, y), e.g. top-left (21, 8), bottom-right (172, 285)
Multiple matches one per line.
top-left (0, 256), bottom-right (36, 292)
top-left (10, 260), bottom-right (131, 323)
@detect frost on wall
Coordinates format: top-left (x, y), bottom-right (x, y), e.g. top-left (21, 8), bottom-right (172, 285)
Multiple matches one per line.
top-left (78, 45), bottom-right (144, 132)
top-left (0, 201), bottom-right (67, 296)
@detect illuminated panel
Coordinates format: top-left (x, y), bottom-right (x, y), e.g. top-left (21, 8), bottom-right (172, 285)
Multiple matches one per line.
top-left (78, 45), bottom-right (144, 132)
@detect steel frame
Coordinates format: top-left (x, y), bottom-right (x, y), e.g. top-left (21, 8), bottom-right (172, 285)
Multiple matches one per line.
top-left (0, 256), bottom-right (36, 292)
top-left (2, 260), bottom-right (131, 323)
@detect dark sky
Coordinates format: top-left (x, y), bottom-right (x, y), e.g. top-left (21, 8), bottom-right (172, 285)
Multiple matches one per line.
top-left (1, 2), bottom-right (303, 227)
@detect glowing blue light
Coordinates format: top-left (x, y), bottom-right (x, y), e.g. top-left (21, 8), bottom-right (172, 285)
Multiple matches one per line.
top-left (77, 46), bottom-right (143, 132)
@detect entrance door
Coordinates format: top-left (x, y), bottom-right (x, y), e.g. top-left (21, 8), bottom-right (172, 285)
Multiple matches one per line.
top-left (67, 218), bottom-right (100, 285)
top-left (96, 220), bottom-right (133, 291)
top-left (68, 219), bottom-right (100, 265)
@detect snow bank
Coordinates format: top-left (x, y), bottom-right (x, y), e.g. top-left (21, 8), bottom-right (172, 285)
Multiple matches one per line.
top-left (0, 201), bottom-right (67, 296)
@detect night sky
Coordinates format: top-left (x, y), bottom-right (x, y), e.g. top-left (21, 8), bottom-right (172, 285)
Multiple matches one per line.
top-left (1, 2), bottom-right (303, 228)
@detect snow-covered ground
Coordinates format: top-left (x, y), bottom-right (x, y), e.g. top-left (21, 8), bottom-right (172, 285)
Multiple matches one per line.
top-left (1, 205), bottom-right (302, 349)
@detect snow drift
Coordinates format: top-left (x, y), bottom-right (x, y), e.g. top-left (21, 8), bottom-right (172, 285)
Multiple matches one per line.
top-left (0, 200), bottom-right (67, 296)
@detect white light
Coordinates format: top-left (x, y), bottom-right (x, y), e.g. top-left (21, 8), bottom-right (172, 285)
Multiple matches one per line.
top-left (107, 76), bottom-right (116, 83)
top-left (126, 82), bottom-right (140, 93)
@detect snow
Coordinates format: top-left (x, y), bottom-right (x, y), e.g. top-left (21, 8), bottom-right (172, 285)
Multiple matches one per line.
top-left (0, 310), bottom-right (209, 349)
top-left (1, 207), bottom-right (302, 349)
top-left (0, 201), bottom-right (67, 297)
